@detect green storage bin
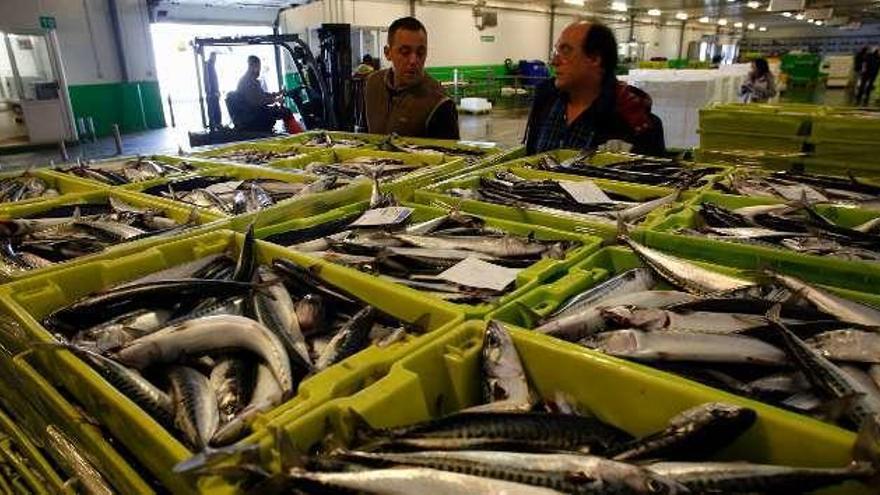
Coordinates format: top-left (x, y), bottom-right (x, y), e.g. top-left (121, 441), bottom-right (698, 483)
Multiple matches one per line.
top-left (253, 199), bottom-right (604, 318)
top-left (700, 106), bottom-right (812, 136)
top-left (0, 189), bottom-right (224, 283)
top-left (0, 229), bottom-right (464, 494)
top-left (0, 342), bottom-right (154, 494)
top-left (223, 319), bottom-right (869, 495)
top-left (694, 148), bottom-right (804, 171)
top-left (699, 129), bottom-right (807, 153)
top-left (808, 139), bottom-right (879, 170)
top-left (51, 155), bottom-right (220, 189)
top-left (799, 156), bottom-right (880, 178)
top-left (811, 114), bottom-right (880, 144)
top-left (0, 170), bottom-right (100, 208)
top-left (268, 130), bottom-right (382, 150)
top-left (0, 407), bottom-right (66, 495)
top-left (192, 142), bottom-right (321, 168)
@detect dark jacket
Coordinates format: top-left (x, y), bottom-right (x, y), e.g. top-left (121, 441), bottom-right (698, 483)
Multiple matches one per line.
top-left (365, 69), bottom-right (459, 140)
top-left (524, 78), bottom-right (665, 156)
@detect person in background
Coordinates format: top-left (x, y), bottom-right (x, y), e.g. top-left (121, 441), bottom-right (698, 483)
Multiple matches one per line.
top-left (856, 47), bottom-right (880, 106)
top-left (235, 55), bottom-right (301, 133)
top-left (740, 58), bottom-right (777, 103)
top-left (204, 52), bottom-right (222, 129)
top-left (523, 20), bottom-right (665, 156)
top-left (365, 17), bottom-right (459, 139)
top-left (354, 54), bottom-right (376, 77)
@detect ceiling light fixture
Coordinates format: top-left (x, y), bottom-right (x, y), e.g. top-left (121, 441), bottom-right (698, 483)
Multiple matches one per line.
top-left (807, 18), bottom-right (815, 23)
top-left (648, 8), bottom-right (661, 16)
top-left (758, 26), bottom-right (767, 31)
top-left (734, 21), bottom-right (743, 28)
top-left (563, 0), bottom-right (585, 6)
top-left (611, 1), bottom-right (628, 12)
top-left (781, 11), bottom-right (792, 17)
top-left (747, 23), bottom-right (756, 30)
top-left (815, 20), bottom-right (824, 26)
top-left (718, 18), bottom-right (728, 26)
top-left (699, 16), bottom-right (711, 23)
top-left (747, 1), bottom-right (760, 8)
top-left (675, 12), bottom-right (688, 20)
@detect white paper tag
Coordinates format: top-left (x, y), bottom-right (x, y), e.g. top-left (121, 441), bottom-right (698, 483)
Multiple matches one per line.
top-left (769, 183), bottom-right (827, 203)
top-left (350, 207), bottom-right (413, 227)
top-left (437, 257), bottom-right (521, 292)
top-left (559, 180), bottom-right (612, 204)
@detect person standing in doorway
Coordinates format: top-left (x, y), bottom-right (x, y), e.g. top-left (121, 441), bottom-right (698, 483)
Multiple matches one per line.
top-left (364, 17), bottom-right (459, 139)
top-left (523, 20), bottom-right (665, 155)
top-left (204, 52), bottom-right (222, 129)
top-left (856, 47), bottom-right (880, 106)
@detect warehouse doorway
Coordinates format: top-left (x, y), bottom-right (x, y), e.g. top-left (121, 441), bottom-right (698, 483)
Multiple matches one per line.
top-left (150, 23), bottom-right (276, 133)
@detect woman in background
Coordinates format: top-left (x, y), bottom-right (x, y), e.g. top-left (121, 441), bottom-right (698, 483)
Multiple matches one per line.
top-left (740, 58), bottom-right (777, 103)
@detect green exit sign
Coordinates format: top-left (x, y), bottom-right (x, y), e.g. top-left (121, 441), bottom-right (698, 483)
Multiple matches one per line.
top-left (39, 16), bottom-right (56, 30)
top-left (480, 35), bottom-right (495, 42)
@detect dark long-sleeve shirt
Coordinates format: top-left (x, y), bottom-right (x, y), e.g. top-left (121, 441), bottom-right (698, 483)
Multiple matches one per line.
top-left (237, 73), bottom-right (274, 108)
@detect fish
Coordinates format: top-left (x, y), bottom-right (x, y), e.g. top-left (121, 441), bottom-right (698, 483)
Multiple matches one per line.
top-left (600, 307), bottom-right (770, 334)
top-left (545, 268), bottom-right (657, 320)
top-left (167, 365), bottom-right (220, 450)
top-left (470, 321), bottom-right (536, 412)
top-left (648, 461), bottom-right (875, 494)
top-left (334, 450), bottom-right (688, 495)
top-left (112, 314), bottom-right (294, 395)
top-left (209, 355), bottom-right (254, 423)
top-left (314, 306), bottom-right (376, 371)
top-left (620, 237), bottom-right (754, 295)
top-left (609, 403), bottom-right (756, 461)
top-left (770, 272), bottom-right (880, 327)
top-left (253, 265), bottom-right (313, 370)
top-left (805, 329), bottom-right (880, 363)
top-left (588, 329), bottom-right (788, 366)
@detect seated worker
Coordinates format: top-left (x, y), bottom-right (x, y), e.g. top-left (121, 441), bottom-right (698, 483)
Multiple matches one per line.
top-left (233, 55), bottom-right (301, 133)
top-left (365, 17), bottom-right (459, 139)
top-left (524, 21), bottom-right (665, 156)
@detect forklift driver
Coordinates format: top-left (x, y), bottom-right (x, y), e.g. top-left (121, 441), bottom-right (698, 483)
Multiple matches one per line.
top-left (228, 55), bottom-right (301, 133)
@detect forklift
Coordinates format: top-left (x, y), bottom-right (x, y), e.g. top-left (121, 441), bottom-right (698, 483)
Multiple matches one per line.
top-left (188, 27), bottom-right (354, 147)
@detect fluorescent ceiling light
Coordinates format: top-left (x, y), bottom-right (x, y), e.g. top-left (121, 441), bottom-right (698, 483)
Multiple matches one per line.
top-left (611, 1), bottom-right (628, 11)
top-left (734, 21), bottom-right (743, 28)
top-left (747, 23), bottom-right (756, 30)
top-left (718, 18), bottom-right (728, 26)
top-left (648, 8), bottom-right (661, 16)
top-left (795, 13), bottom-right (805, 20)
top-left (699, 16), bottom-right (711, 23)
top-left (781, 11), bottom-right (792, 17)
top-left (758, 26), bottom-right (767, 31)
top-left (747, 1), bottom-right (760, 8)
top-left (563, 0), bottom-right (585, 6)
top-left (675, 12), bottom-right (688, 20)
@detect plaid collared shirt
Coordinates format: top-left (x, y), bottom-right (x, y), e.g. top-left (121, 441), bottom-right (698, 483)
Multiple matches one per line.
top-left (530, 96), bottom-right (598, 154)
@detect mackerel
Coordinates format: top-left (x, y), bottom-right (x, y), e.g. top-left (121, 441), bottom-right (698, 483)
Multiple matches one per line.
top-left (167, 365), bottom-right (220, 450)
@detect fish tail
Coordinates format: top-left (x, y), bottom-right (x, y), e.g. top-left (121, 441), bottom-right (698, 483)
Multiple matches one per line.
top-left (853, 414), bottom-right (880, 477)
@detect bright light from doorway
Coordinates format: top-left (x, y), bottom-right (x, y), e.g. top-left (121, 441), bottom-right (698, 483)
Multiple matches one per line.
top-left (611, 2), bottom-right (628, 12)
top-left (675, 12), bottom-right (688, 20)
top-left (648, 9), bottom-right (661, 16)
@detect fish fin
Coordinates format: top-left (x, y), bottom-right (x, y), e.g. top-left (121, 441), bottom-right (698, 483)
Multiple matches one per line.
top-left (853, 414), bottom-right (880, 470)
top-left (512, 302), bottom-right (542, 328)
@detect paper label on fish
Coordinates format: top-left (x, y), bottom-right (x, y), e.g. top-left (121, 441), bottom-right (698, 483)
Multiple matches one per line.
top-left (768, 184), bottom-right (827, 203)
top-left (559, 180), bottom-right (612, 204)
top-left (437, 257), bottom-right (521, 292)
top-left (350, 207), bottom-right (413, 227)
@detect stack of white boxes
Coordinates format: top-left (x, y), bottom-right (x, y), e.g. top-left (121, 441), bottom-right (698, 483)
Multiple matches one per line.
top-left (627, 67), bottom-right (749, 149)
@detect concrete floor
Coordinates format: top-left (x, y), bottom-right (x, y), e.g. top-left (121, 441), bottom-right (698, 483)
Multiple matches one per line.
top-left (0, 88), bottom-right (866, 170)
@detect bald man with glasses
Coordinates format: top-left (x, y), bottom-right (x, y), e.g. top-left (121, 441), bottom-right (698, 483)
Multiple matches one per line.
top-left (524, 21), bottom-right (665, 156)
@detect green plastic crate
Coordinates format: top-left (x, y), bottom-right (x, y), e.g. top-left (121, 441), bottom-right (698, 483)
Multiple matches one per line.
top-left (811, 114), bottom-right (880, 144)
top-left (700, 106), bottom-right (812, 136)
top-left (699, 129), bottom-right (807, 153)
top-left (0, 406), bottom-right (66, 495)
top-left (0, 229), bottom-right (463, 494)
top-left (799, 157), bottom-right (880, 178)
top-left (50, 155), bottom-right (220, 189)
top-left (268, 130), bottom-right (383, 150)
top-left (694, 148), bottom-right (804, 171)
top-left (0, 170), bottom-right (101, 208)
top-left (808, 139), bottom-right (879, 170)
top-left (218, 319), bottom-right (870, 495)
top-left (252, 199), bottom-right (604, 318)
top-left (0, 189), bottom-right (224, 283)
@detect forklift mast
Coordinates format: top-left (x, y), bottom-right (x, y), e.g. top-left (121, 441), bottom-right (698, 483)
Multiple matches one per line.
top-left (317, 24), bottom-right (354, 132)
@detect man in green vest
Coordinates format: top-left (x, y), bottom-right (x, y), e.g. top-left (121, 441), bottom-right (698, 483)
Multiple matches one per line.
top-left (365, 17), bottom-right (460, 139)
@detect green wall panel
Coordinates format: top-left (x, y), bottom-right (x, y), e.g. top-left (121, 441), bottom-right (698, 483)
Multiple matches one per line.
top-left (68, 81), bottom-right (166, 137)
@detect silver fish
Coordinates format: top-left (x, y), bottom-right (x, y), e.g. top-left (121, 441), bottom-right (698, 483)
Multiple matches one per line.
top-left (210, 364), bottom-right (282, 446)
top-left (806, 329), bottom-right (880, 364)
top-left (589, 329), bottom-right (787, 365)
top-left (394, 233), bottom-right (548, 258)
top-left (771, 272), bottom-right (880, 326)
top-left (112, 314), bottom-right (294, 394)
top-left (209, 356), bottom-right (254, 423)
top-left (469, 321), bottom-right (535, 412)
top-left (167, 365), bottom-right (220, 451)
top-left (600, 307), bottom-right (769, 334)
top-left (547, 268), bottom-right (657, 320)
top-left (254, 266), bottom-right (312, 369)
